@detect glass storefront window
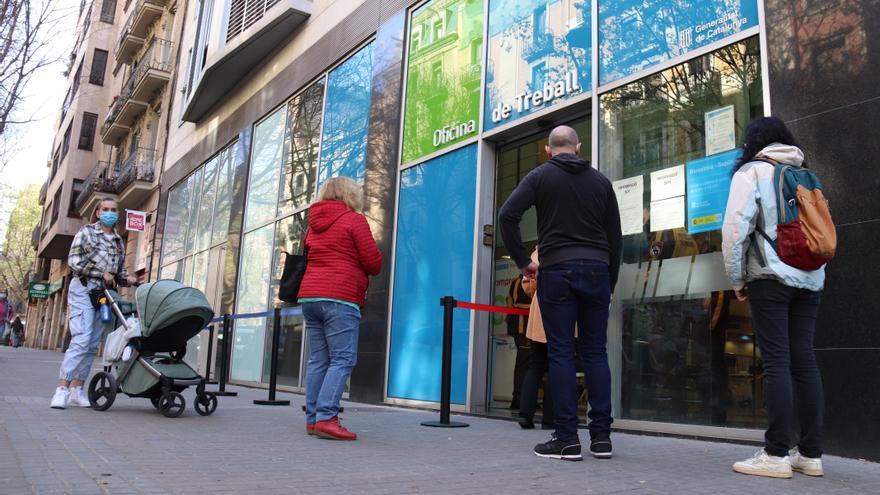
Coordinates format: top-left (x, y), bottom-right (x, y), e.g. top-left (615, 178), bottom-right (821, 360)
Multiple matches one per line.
top-left (401, 0), bottom-right (484, 163)
top-left (194, 156), bottom-right (218, 252)
top-left (388, 144), bottom-right (478, 404)
top-left (598, 0), bottom-right (759, 86)
top-left (484, 0), bottom-right (590, 130)
top-left (246, 107), bottom-right (287, 230)
top-left (318, 42), bottom-right (374, 185)
top-left (231, 223), bottom-right (275, 382)
top-left (183, 169), bottom-right (203, 257)
top-left (212, 145), bottom-right (235, 245)
top-left (599, 37), bottom-right (765, 428)
top-left (161, 178), bottom-right (191, 263)
top-left (278, 80), bottom-right (325, 217)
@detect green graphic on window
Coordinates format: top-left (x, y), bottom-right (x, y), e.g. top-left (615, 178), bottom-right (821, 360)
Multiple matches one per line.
top-left (401, 0), bottom-right (485, 163)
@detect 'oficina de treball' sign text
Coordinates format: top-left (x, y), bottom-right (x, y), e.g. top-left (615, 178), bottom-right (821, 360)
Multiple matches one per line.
top-left (490, 69), bottom-right (583, 124)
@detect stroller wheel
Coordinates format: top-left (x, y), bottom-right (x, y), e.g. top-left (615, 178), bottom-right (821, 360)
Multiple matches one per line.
top-left (88, 372), bottom-right (117, 411)
top-left (194, 392), bottom-right (218, 416)
top-left (150, 396), bottom-right (162, 409)
top-left (159, 392), bottom-right (186, 418)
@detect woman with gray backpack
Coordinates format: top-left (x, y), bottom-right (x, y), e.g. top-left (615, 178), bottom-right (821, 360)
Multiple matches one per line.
top-left (722, 117), bottom-right (836, 479)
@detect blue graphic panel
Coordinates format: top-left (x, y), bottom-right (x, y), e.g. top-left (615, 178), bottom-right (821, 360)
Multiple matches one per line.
top-left (485, 0), bottom-right (590, 130)
top-left (388, 144), bottom-right (477, 404)
top-left (599, 0), bottom-right (759, 85)
top-left (317, 42), bottom-right (374, 186)
top-left (686, 148), bottom-right (740, 234)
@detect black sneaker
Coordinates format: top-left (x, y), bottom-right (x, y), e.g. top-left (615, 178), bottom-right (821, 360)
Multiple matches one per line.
top-left (518, 416), bottom-right (535, 429)
top-left (534, 435), bottom-right (582, 461)
top-left (590, 437), bottom-right (613, 459)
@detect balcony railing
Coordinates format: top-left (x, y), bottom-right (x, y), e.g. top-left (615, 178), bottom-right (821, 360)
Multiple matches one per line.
top-left (31, 225), bottom-right (41, 249)
top-left (75, 161), bottom-right (118, 212)
top-left (38, 181), bottom-right (48, 205)
top-left (100, 71), bottom-right (147, 144)
top-left (115, 0), bottom-right (165, 63)
top-left (129, 38), bottom-right (173, 101)
top-left (114, 147), bottom-right (156, 192)
top-left (523, 32), bottom-right (554, 61)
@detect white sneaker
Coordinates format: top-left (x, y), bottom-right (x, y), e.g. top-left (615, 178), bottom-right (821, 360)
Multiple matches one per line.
top-left (790, 448), bottom-right (824, 476)
top-left (733, 450), bottom-right (793, 479)
top-left (68, 387), bottom-right (92, 408)
top-left (50, 387), bottom-right (70, 409)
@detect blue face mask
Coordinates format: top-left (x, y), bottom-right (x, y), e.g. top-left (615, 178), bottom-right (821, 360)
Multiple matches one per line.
top-left (99, 211), bottom-right (118, 227)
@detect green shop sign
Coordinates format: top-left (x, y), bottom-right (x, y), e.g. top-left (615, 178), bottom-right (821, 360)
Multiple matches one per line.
top-left (401, 0), bottom-right (484, 163)
top-left (49, 277), bottom-right (64, 295)
top-left (28, 282), bottom-right (49, 299)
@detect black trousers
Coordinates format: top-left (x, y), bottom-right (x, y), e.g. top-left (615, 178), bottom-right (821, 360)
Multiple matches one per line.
top-left (748, 279), bottom-right (824, 458)
top-left (518, 340), bottom-right (554, 424)
top-left (511, 333), bottom-right (530, 406)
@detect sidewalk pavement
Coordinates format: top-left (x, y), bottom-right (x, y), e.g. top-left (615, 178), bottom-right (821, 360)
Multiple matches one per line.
top-left (1, 347), bottom-right (878, 495)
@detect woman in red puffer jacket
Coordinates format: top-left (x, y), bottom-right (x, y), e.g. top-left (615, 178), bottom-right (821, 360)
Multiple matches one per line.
top-left (298, 176), bottom-right (381, 440)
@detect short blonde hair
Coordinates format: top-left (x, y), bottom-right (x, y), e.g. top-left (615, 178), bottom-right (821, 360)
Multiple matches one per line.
top-left (319, 177), bottom-right (363, 212)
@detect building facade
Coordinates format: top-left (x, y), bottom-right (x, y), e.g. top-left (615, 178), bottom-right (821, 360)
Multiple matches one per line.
top-left (27, 0), bottom-right (184, 355)
top-left (32, 0), bottom-right (880, 461)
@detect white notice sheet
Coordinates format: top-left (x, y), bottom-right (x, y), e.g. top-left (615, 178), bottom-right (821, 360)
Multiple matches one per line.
top-left (613, 176), bottom-right (644, 236)
top-left (650, 196), bottom-right (685, 232)
top-left (650, 165), bottom-right (685, 201)
top-left (705, 105), bottom-right (736, 156)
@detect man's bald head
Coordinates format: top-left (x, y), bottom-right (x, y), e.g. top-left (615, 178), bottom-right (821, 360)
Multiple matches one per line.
top-left (545, 125), bottom-right (581, 157)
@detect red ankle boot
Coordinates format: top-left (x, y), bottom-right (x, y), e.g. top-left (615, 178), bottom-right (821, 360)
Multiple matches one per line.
top-left (314, 416), bottom-right (357, 440)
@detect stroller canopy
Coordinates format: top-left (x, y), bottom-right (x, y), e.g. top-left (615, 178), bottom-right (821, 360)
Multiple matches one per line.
top-left (136, 280), bottom-right (214, 338)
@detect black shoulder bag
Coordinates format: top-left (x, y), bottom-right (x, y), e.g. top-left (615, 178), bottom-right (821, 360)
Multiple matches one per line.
top-left (278, 232), bottom-right (309, 303)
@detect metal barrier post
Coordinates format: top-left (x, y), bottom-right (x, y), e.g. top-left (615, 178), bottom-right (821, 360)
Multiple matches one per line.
top-left (214, 314), bottom-right (238, 397)
top-left (254, 307), bottom-right (290, 405)
top-left (204, 324), bottom-right (217, 384)
top-left (422, 296), bottom-right (468, 428)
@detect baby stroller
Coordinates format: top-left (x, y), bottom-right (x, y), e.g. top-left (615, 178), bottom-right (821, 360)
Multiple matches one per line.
top-left (88, 280), bottom-right (219, 418)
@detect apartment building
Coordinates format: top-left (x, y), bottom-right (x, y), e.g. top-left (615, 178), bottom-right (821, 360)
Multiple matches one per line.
top-left (27, 0), bottom-right (183, 354)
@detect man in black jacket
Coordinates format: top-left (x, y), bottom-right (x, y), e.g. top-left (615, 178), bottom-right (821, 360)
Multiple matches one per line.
top-left (499, 125), bottom-right (622, 461)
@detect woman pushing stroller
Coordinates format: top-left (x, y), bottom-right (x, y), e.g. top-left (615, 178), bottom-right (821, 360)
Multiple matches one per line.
top-left (50, 198), bottom-right (137, 409)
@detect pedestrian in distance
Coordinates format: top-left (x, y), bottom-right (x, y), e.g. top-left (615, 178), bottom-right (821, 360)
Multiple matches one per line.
top-left (50, 198), bottom-right (137, 409)
top-left (722, 117), bottom-right (830, 479)
top-left (499, 125), bottom-right (623, 461)
top-left (0, 290), bottom-right (14, 346)
top-left (298, 176), bottom-right (382, 440)
top-left (10, 316), bottom-right (24, 348)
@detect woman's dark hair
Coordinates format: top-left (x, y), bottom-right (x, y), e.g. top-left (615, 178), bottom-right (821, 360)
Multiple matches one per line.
top-left (735, 116), bottom-right (801, 171)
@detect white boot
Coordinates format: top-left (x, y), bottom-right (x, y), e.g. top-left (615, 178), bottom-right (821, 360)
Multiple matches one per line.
top-left (733, 450), bottom-right (793, 479)
top-left (790, 448), bottom-right (824, 476)
top-left (50, 387), bottom-right (70, 409)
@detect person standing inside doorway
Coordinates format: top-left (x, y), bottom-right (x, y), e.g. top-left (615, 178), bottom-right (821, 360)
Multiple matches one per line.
top-left (50, 198), bottom-right (134, 409)
top-left (722, 117), bottom-right (827, 479)
top-left (0, 291), bottom-right (14, 345)
top-left (499, 125), bottom-right (622, 461)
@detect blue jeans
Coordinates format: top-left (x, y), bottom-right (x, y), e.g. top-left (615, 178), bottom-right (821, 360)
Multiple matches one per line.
top-left (303, 301), bottom-right (361, 423)
top-left (59, 280), bottom-right (105, 382)
top-left (537, 260), bottom-right (613, 441)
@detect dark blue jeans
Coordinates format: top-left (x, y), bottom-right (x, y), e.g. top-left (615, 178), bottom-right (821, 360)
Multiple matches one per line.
top-left (748, 279), bottom-right (824, 458)
top-left (537, 260), bottom-right (613, 441)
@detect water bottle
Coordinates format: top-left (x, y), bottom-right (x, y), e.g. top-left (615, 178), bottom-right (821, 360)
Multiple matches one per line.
top-left (100, 297), bottom-right (112, 323)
